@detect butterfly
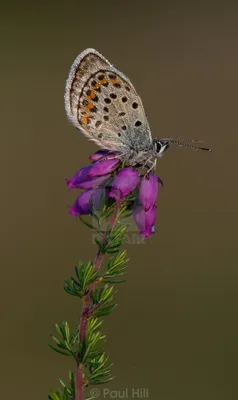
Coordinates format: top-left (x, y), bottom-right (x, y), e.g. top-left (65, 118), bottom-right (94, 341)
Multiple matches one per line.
top-left (64, 48), bottom-right (211, 171)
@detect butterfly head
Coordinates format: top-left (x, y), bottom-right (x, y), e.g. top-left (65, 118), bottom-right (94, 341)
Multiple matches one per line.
top-left (153, 139), bottom-right (170, 158)
top-left (153, 137), bottom-right (212, 158)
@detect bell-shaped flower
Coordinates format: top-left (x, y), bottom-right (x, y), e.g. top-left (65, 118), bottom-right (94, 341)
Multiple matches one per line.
top-left (109, 168), bottom-right (139, 202)
top-left (69, 187), bottom-right (107, 217)
top-left (139, 173), bottom-right (159, 211)
top-left (133, 204), bottom-right (157, 238)
top-left (66, 165), bottom-right (110, 190)
top-left (87, 157), bottom-right (120, 177)
top-left (89, 150), bottom-right (110, 162)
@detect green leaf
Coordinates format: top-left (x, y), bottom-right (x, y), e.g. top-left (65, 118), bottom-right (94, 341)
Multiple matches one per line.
top-left (88, 318), bottom-right (103, 332)
top-left (104, 269), bottom-right (127, 278)
top-left (89, 376), bottom-right (115, 385)
top-left (59, 378), bottom-right (66, 388)
top-left (48, 391), bottom-right (61, 400)
top-left (48, 344), bottom-right (70, 357)
top-left (94, 238), bottom-right (104, 251)
top-left (74, 263), bottom-right (81, 280)
top-left (90, 369), bottom-right (112, 380)
top-left (64, 285), bottom-right (79, 297)
top-left (81, 341), bottom-right (93, 363)
top-left (64, 321), bottom-right (70, 343)
top-left (94, 304), bottom-right (117, 317)
top-left (78, 215), bottom-right (102, 234)
top-left (65, 262), bottom-right (100, 298)
top-left (55, 323), bottom-right (62, 336)
top-left (49, 371), bottom-right (75, 399)
top-left (71, 277), bottom-right (81, 287)
top-left (107, 241), bottom-right (123, 249)
top-left (51, 335), bottom-right (61, 345)
top-left (103, 279), bottom-right (126, 284)
top-left (106, 249), bottom-right (120, 254)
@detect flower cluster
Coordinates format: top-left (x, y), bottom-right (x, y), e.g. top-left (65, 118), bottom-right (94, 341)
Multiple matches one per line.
top-left (66, 150), bottom-right (162, 238)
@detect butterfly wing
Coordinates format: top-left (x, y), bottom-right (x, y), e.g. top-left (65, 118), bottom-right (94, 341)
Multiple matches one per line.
top-left (65, 48), bottom-right (152, 152)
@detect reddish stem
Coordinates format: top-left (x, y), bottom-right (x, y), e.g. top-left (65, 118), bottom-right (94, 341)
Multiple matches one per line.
top-left (76, 364), bottom-right (83, 400)
top-left (109, 200), bottom-right (120, 230)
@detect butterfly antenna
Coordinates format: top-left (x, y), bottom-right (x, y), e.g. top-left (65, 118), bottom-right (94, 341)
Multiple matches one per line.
top-left (162, 136), bottom-right (206, 143)
top-left (174, 137), bottom-right (205, 144)
top-left (169, 139), bottom-right (212, 152)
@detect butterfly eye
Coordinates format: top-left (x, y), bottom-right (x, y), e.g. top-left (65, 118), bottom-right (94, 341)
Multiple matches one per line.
top-left (156, 142), bottom-right (162, 152)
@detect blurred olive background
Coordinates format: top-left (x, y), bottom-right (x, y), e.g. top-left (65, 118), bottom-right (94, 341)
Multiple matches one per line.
top-left (1, 0), bottom-right (238, 399)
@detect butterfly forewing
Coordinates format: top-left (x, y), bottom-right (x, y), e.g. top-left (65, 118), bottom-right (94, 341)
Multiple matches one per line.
top-left (65, 49), bottom-right (152, 152)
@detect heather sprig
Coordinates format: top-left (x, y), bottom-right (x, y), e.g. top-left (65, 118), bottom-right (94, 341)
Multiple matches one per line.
top-left (49, 150), bottom-right (162, 400)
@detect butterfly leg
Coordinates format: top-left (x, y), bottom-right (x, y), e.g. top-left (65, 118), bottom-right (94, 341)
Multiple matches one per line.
top-left (139, 157), bottom-right (156, 176)
top-left (140, 156), bottom-right (153, 171)
top-left (145, 159), bottom-right (157, 175)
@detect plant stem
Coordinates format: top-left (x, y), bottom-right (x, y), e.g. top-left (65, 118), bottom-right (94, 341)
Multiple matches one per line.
top-left (76, 364), bottom-right (83, 400)
top-left (109, 201), bottom-right (120, 231)
top-left (76, 250), bottom-right (103, 399)
top-left (75, 203), bottom-right (121, 400)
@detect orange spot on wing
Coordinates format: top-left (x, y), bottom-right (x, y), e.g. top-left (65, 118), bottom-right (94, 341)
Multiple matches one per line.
top-left (100, 78), bottom-right (108, 85)
top-left (81, 114), bottom-right (92, 125)
top-left (83, 101), bottom-right (95, 111)
top-left (91, 82), bottom-right (101, 90)
top-left (88, 91), bottom-right (96, 100)
top-left (110, 77), bottom-right (121, 85)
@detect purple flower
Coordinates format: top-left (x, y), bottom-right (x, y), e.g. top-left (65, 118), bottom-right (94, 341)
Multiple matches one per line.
top-left (87, 157), bottom-right (120, 177)
top-left (133, 204), bottom-right (157, 238)
top-left (89, 150), bottom-right (110, 162)
top-left (66, 165), bottom-right (110, 190)
top-left (69, 188), bottom-right (107, 217)
top-left (66, 166), bottom-right (91, 189)
top-left (67, 151), bottom-right (162, 238)
top-left (139, 173), bottom-right (159, 211)
top-left (109, 168), bottom-right (139, 201)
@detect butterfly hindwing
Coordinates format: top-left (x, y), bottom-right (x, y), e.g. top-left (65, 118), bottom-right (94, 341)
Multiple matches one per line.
top-left (65, 48), bottom-right (152, 152)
